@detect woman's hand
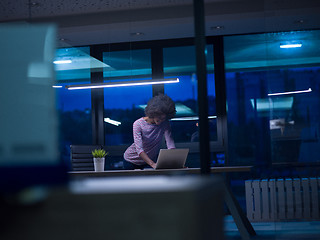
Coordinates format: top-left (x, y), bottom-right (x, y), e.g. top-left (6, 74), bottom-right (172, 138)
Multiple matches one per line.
top-left (139, 151), bottom-right (156, 169)
top-left (150, 162), bottom-right (157, 169)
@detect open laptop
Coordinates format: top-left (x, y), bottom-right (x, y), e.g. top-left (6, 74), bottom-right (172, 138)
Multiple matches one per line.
top-left (155, 148), bottom-right (189, 170)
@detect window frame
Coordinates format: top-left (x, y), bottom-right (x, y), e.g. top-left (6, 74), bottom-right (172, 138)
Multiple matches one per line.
top-left (88, 37), bottom-right (228, 162)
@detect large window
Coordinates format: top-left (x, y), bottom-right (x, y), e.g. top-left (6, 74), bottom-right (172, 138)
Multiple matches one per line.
top-left (225, 30), bottom-right (320, 166)
top-left (163, 44), bottom-right (223, 167)
top-left (54, 47), bottom-right (92, 165)
top-left (55, 30), bottom-right (320, 170)
top-left (163, 45), bottom-right (217, 143)
top-left (103, 49), bottom-right (152, 145)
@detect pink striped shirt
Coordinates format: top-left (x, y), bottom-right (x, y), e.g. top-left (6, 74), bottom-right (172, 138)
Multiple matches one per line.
top-left (124, 117), bottom-right (175, 165)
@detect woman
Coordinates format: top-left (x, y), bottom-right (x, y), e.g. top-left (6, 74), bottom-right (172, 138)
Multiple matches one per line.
top-left (123, 94), bottom-right (176, 170)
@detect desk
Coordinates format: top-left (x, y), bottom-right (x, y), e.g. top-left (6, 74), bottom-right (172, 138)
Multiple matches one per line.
top-left (68, 166), bottom-right (252, 177)
top-left (1, 176), bottom-right (224, 240)
top-left (69, 166), bottom-right (256, 240)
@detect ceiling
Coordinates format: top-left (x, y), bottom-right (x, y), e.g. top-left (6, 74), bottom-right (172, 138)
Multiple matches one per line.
top-left (1, 0), bottom-right (320, 47)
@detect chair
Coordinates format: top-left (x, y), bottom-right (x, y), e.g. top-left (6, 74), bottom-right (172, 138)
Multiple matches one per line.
top-left (70, 145), bottom-right (103, 171)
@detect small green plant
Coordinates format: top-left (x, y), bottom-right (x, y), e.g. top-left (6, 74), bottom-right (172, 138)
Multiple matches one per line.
top-left (92, 149), bottom-right (108, 158)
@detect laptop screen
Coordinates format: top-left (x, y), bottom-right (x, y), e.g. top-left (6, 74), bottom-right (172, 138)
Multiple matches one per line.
top-left (155, 149), bottom-right (189, 170)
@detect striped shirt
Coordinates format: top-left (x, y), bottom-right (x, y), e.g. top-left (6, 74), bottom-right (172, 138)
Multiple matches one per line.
top-left (124, 117), bottom-right (175, 165)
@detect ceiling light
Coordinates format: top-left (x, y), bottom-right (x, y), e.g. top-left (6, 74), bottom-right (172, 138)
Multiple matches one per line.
top-left (268, 88), bottom-right (312, 96)
top-left (53, 60), bottom-right (72, 64)
top-left (170, 116), bottom-right (217, 121)
top-left (52, 85), bottom-right (63, 88)
top-left (66, 78), bottom-right (179, 90)
top-left (280, 43), bottom-right (302, 48)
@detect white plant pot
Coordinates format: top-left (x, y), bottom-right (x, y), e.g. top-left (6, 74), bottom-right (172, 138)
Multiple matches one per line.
top-left (93, 157), bottom-right (105, 172)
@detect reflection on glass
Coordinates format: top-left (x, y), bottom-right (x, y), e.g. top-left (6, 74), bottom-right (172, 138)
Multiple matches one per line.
top-left (225, 30), bottom-right (320, 167)
top-left (103, 49), bottom-right (152, 145)
top-left (54, 46), bottom-right (93, 163)
top-left (163, 45), bottom-right (217, 143)
top-left (250, 97), bottom-right (294, 111)
top-left (104, 85), bottom-right (152, 145)
top-left (103, 49), bottom-right (151, 79)
top-left (54, 82), bottom-right (92, 166)
top-left (55, 47), bottom-right (92, 82)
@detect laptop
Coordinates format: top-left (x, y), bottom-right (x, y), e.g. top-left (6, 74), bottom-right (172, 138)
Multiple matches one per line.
top-left (155, 148), bottom-right (189, 170)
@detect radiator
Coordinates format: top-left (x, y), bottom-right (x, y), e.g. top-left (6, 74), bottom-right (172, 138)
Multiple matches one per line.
top-left (245, 178), bottom-right (320, 222)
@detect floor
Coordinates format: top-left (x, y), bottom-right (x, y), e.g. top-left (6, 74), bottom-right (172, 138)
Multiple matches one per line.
top-left (224, 215), bottom-right (320, 240)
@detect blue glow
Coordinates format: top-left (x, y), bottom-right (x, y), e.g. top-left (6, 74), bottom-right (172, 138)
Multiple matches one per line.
top-left (250, 97), bottom-right (294, 111)
top-left (280, 43), bottom-right (302, 48)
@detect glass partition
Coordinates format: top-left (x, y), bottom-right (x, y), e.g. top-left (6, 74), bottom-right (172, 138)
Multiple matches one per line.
top-left (103, 49), bottom-right (152, 146)
top-left (225, 30), bottom-right (320, 233)
top-left (163, 44), bottom-right (220, 167)
top-left (163, 45), bottom-right (217, 143)
top-left (225, 30), bottom-right (320, 168)
top-left (54, 46), bottom-right (92, 165)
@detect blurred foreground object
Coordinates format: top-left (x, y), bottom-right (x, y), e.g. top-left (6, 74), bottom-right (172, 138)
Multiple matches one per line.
top-left (0, 175), bottom-right (224, 240)
top-left (0, 23), bottom-right (67, 193)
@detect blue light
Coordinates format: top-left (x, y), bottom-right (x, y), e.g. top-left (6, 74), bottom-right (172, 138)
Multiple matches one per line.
top-left (280, 43), bottom-right (302, 49)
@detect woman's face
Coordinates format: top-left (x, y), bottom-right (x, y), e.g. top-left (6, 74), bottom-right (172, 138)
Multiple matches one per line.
top-left (152, 114), bottom-right (167, 125)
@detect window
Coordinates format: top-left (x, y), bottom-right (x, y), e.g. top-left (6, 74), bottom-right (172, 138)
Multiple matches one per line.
top-left (103, 49), bottom-right (152, 145)
top-left (54, 47), bottom-right (92, 165)
top-left (225, 30), bottom-right (320, 166)
top-left (163, 44), bottom-right (221, 167)
top-left (163, 45), bottom-right (217, 143)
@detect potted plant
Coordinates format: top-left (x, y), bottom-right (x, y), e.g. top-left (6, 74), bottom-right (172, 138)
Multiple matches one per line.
top-left (92, 149), bottom-right (108, 172)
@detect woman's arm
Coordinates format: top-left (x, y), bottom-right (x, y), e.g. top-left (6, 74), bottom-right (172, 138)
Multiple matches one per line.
top-left (164, 121), bottom-right (176, 149)
top-left (133, 120), bottom-right (156, 168)
top-left (139, 151), bottom-right (156, 169)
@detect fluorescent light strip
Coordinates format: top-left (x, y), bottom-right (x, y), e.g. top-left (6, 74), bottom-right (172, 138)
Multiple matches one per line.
top-left (171, 116), bottom-right (217, 121)
top-left (66, 78), bottom-right (179, 90)
top-left (104, 118), bottom-right (121, 126)
top-left (268, 88), bottom-right (312, 96)
top-left (280, 43), bottom-right (302, 49)
top-left (52, 85), bottom-right (63, 88)
top-left (53, 60), bottom-right (72, 64)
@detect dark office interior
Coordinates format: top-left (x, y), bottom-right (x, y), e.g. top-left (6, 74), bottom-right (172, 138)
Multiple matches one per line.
top-left (1, 0), bottom-right (320, 239)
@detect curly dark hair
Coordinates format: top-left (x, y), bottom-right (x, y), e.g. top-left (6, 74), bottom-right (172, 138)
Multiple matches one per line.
top-left (144, 94), bottom-right (176, 119)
